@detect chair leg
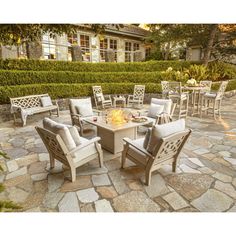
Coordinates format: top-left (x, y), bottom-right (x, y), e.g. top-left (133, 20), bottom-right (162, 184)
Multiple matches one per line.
top-left (70, 168), bottom-right (76, 182)
top-left (178, 99), bottom-right (183, 119)
top-left (213, 100), bottom-right (216, 120)
top-left (121, 144), bottom-right (129, 168)
top-left (94, 142), bottom-right (103, 167)
top-left (145, 170), bottom-right (152, 186)
top-left (121, 151), bottom-right (126, 169)
top-left (49, 155), bottom-right (55, 168)
top-left (172, 161), bottom-right (177, 172)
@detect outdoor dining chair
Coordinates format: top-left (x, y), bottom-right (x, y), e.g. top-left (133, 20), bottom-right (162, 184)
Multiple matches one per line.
top-left (168, 82), bottom-right (189, 119)
top-left (200, 80), bottom-right (228, 119)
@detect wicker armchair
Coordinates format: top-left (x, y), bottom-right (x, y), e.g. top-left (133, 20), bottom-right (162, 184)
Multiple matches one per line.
top-left (122, 119), bottom-right (191, 185)
top-left (92, 86), bottom-right (112, 109)
top-left (36, 123), bottom-right (103, 182)
top-left (127, 85), bottom-right (145, 108)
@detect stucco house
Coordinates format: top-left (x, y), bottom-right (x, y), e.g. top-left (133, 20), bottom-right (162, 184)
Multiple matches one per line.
top-left (0, 24), bottom-right (150, 62)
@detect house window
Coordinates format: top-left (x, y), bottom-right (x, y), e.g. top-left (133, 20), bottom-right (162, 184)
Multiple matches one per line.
top-left (80, 34), bottom-right (91, 62)
top-left (133, 43), bottom-right (140, 51)
top-left (100, 38), bottom-right (117, 62)
top-left (100, 38), bottom-right (108, 62)
top-left (42, 34), bottom-right (56, 60)
top-left (125, 42), bottom-right (132, 62)
top-left (110, 39), bottom-right (117, 61)
top-left (68, 34), bottom-right (78, 45)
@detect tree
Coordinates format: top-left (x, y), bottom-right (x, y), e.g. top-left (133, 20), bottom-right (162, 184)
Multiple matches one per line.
top-left (146, 24), bottom-right (236, 65)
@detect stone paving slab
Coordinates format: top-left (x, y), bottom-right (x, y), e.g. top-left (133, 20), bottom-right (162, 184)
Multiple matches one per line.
top-left (0, 96), bottom-right (236, 212)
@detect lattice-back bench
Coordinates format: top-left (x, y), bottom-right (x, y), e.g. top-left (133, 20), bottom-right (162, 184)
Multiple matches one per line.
top-left (10, 94), bottom-right (59, 126)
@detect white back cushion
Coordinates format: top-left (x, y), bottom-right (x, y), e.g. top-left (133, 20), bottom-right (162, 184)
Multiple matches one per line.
top-left (41, 96), bottom-right (53, 107)
top-left (147, 119), bottom-right (186, 155)
top-left (75, 105), bottom-right (93, 117)
top-left (147, 104), bottom-right (164, 118)
top-left (70, 98), bottom-right (92, 115)
top-left (151, 98), bottom-right (172, 115)
top-left (43, 118), bottom-right (79, 151)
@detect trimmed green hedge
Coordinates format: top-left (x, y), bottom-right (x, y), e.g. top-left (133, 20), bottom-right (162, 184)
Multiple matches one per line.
top-left (0, 83), bottom-right (161, 104)
top-left (0, 59), bottom-right (199, 72)
top-left (0, 70), bottom-right (163, 86)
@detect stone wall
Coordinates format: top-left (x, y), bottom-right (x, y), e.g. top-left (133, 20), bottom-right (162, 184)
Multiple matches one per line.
top-left (0, 93), bottom-right (161, 123)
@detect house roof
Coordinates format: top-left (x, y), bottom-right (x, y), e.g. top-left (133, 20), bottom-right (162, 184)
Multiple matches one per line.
top-left (105, 24), bottom-right (149, 38)
top-left (78, 24), bottom-right (149, 39)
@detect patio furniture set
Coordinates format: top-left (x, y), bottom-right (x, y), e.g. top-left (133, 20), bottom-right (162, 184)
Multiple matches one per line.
top-left (8, 80), bottom-right (228, 185)
top-left (161, 80), bottom-right (229, 119)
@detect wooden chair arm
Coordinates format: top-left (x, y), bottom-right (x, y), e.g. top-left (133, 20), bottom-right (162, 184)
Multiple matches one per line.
top-left (67, 137), bottom-right (101, 155)
top-left (123, 138), bottom-right (154, 159)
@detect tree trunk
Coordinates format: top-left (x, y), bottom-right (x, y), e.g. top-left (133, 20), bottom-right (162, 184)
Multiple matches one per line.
top-left (164, 42), bottom-right (171, 60)
top-left (203, 24), bottom-right (218, 65)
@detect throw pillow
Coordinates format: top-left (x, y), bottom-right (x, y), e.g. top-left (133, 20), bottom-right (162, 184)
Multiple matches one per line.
top-left (43, 118), bottom-right (76, 151)
top-left (151, 98), bottom-right (172, 115)
top-left (147, 104), bottom-right (164, 118)
top-left (147, 119), bottom-right (186, 155)
top-left (75, 105), bottom-right (93, 117)
top-left (41, 96), bottom-right (53, 107)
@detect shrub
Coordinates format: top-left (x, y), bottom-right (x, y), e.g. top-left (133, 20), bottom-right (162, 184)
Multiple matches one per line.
top-left (184, 64), bottom-right (208, 81)
top-left (208, 61), bottom-right (236, 81)
top-left (0, 59), bottom-right (199, 72)
top-left (0, 70), bottom-right (163, 86)
top-left (0, 82), bottom-right (162, 104)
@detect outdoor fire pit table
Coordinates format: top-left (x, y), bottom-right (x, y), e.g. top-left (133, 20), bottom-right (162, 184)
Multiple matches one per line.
top-left (84, 112), bottom-right (151, 154)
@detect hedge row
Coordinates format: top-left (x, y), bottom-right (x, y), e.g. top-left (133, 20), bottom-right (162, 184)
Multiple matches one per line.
top-left (0, 70), bottom-right (163, 86)
top-left (1, 80), bottom-right (235, 104)
top-left (0, 83), bottom-right (161, 104)
top-left (0, 59), bottom-right (199, 72)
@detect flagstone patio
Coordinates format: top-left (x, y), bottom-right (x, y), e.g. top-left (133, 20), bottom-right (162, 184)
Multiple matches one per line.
top-left (0, 96), bottom-right (236, 212)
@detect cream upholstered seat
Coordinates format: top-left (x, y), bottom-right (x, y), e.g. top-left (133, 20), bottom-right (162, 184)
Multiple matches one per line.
top-left (35, 118), bottom-right (103, 182)
top-left (122, 119), bottom-right (191, 185)
top-left (69, 98), bottom-right (97, 138)
top-left (127, 85), bottom-right (145, 108)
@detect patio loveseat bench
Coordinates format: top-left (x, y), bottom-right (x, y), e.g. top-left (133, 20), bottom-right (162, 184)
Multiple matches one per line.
top-left (10, 93), bottom-right (59, 126)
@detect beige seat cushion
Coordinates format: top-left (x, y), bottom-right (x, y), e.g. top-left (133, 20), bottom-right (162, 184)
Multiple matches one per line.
top-left (147, 119), bottom-right (186, 155)
top-left (151, 98), bottom-right (172, 115)
top-left (204, 93), bottom-right (217, 98)
top-left (43, 118), bottom-right (80, 150)
top-left (72, 137), bottom-right (99, 163)
top-left (127, 138), bottom-right (149, 165)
